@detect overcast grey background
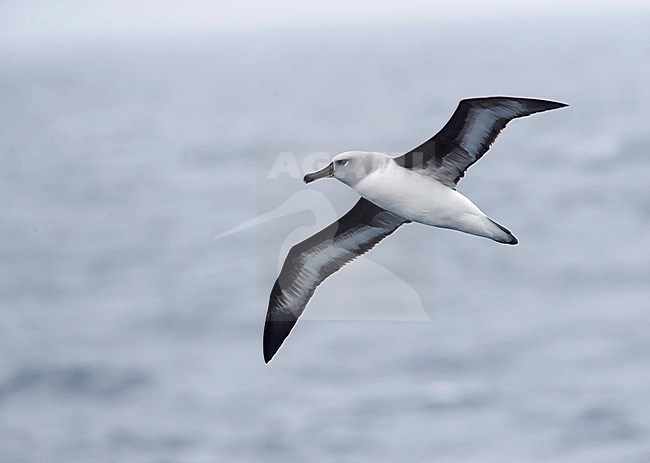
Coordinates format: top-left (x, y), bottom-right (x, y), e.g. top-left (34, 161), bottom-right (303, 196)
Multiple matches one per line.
top-left (1, 2), bottom-right (650, 462)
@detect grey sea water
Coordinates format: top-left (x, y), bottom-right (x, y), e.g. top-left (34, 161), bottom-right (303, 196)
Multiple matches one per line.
top-left (1, 17), bottom-right (650, 463)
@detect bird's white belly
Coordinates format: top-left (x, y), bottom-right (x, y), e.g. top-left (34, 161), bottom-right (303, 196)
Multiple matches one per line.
top-left (353, 163), bottom-right (485, 230)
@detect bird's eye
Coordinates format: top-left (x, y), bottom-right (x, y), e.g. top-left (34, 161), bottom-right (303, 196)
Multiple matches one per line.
top-left (337, 160), bottom-right (349, 166)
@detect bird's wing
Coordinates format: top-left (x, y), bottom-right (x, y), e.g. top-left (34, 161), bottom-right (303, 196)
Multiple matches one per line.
top-left (394, 97), bottom-right (567, 188)
top-left (264, 198), bottom-right (408, 362)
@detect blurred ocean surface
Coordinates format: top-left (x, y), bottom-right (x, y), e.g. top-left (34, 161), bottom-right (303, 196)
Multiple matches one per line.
top-left (1, 17), bottom-right (650, 463)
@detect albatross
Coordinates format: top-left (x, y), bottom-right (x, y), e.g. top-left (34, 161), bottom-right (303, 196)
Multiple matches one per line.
top-left (263, 96), bottom-right (567, 363)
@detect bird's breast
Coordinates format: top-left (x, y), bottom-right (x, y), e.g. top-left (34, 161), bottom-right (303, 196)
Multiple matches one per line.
top-left (351, 163), bottom-right (482, 227)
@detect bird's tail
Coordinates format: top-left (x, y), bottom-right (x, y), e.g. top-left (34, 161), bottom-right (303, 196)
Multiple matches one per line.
top-left (487, 219), bottom-right (518, 245)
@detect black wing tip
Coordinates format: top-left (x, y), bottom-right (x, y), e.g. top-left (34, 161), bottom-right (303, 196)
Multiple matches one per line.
top-left (461, 96), bottom-right (569, 112)
top-left (263, 318), bottom-right (298, 364)
top-left (524, 98), bottom-right (569, 112)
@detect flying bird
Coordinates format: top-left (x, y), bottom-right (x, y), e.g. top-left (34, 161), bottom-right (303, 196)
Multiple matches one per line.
top-left (263, 96), bottom-right (567, 362)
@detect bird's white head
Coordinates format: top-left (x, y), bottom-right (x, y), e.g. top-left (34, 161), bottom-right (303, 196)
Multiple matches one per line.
top-left (303, 151), bottom-right (389, 187)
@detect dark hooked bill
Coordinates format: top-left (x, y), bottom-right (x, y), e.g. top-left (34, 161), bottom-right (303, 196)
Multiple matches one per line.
top-left (303, 163), bottom-right (334, 184)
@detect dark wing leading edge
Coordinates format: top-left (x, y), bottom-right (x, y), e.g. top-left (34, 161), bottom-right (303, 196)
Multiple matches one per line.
top-left (394, 97), bottom-right (568, 188)
top-left (263, 198), bottom-right (409, 363)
